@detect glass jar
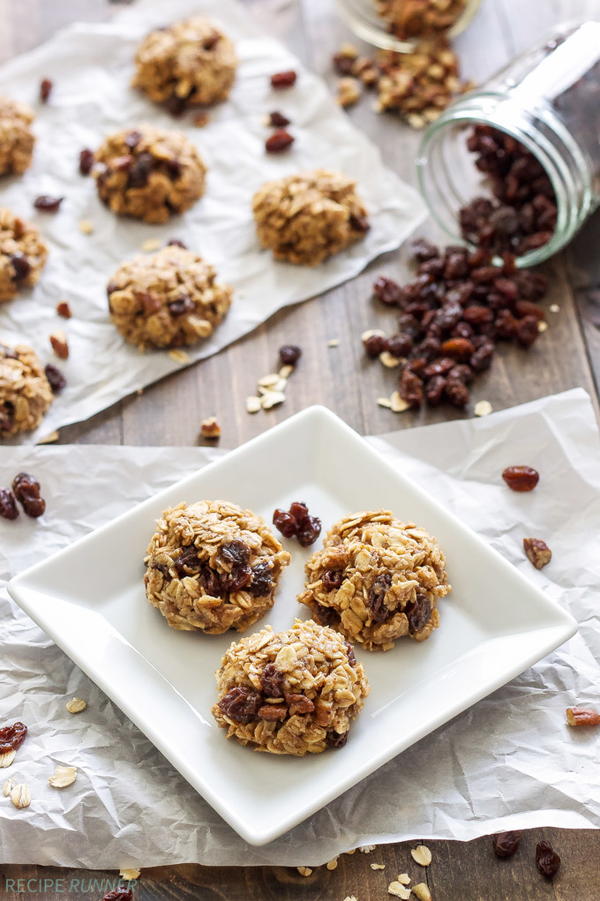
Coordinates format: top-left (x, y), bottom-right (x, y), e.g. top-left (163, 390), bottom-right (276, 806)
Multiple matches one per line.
top-left (335, 0), bottom-right (481, 53)
top-left (417, 21), bottom-right (600, 266)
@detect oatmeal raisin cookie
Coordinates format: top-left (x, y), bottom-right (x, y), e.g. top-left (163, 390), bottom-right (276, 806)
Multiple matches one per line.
top-left (298, 510), bottom-right (450, 650)
top-left (0, 208), bottom-right (48, 303)
top-left (0, 342), bottom-right (53, 438)
top-left (252, 169), bottom-right (369, 265)
top-left (0, 96), bottom-right (35, 176)
top-left (107, 244), bottom-right (232, 350)
top-left (144, 500), bottom-right (291, 633)
top-left (133, 17), bottom-right (237, 111)
top-left (212, 618), bottom-right (369, 755)
top-left (93, 125), bottom-right (206, 223)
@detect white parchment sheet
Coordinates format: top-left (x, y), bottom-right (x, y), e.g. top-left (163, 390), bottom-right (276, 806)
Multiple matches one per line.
top-left (0, 387), bottom-right (598, 867)
top-left (0, 0), bottom-right (425, 443)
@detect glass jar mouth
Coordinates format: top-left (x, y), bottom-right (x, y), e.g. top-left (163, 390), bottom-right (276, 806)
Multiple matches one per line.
top-left (416, 97), bottom-right (595, 267)
top-left (335, 0), bottom-right (481, 53)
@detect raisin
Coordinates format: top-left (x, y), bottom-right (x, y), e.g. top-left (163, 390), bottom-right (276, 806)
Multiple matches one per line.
top-left (268, 111), bottom-right (291, 127)
top-left (200, 564), bottom-right (222, 597)
top-left (0, 403), bottom-right (15, 433)
top-left (174, 546), bottom-right (201, 576)
top-left (218, 687), bottom-right (262, 724)
top-left (39, 78), bottom-right (53, 102)
top-left (124, 130), bottom-right (142, 149)
top-left (326, 730), bottom-right (348, 749)
top-left (363, 333), bottom-right (388, 357)
top-left (12, 472), bottom-right (45, 518)
top-left (287, 501), bottom-right (308, 523)
top-left (127, 151), bottom-right (154, 188)
top-left (11, 253), bottom-right (31, 282)
top-left (272, 508), bottom-right (297, 538)
top-left (166, 94), bottom-right (187, 117)
top-left (425, 374), bottom-right (446, 406)
top-left (0, 721), bottom-right (27, 754)
top-left (447, 364), bottom-right (473, 384)
top-left (314, 603), bottom-right (341, 627)
top-left (297, 515), bottom-right (321, 547)
top-left (279, 344), bottom-right (302, 365)
top-left (406, 591), bottom-right (431, 634)
top-left (373, 276), bottom-right (403, 306)
top-left (502, 465), bottom-right (539, 492)
top-left (423, 357), bottom-right (454, 379)
top-left (399, 367), bottom-right (424, 407)
top-left (535, 841), bottom-right (560, 879)
top-left (270, 70), bottom-right (297, 88)
top-left (345, 641), bottom-right (356, 666)
top-left (470, 340), bottom-right (495, 372)
top-left (248, 561), bottom-right (273, 597)
top-left (265, 129), bottom-right (294, 153)
top-left (349, 214), bottom-right (370, 233)
top-left (34, 195), bottom-right (64, 212)
top-left (463, 305), bottom-right (493, 325)
top-left (322, 569), bottom-right (344, 591)
top-left (79, 148), bottom-right (94, 175)
top-left (515, 299), bottom-right (544, 320)
top-left (411, 238), bottom-right (439, 261)
top-left (167, 238), bottom-right (187, 249)
top-left (167, 295), bottom-right (195, 316)
top-left (495, 309), bottom-right (517, 339)
top-left (368, 572), bottom-right (392, 622)
top-left (444, 377), bottom-right (470, 407)
top-left (219, 540), bottom-right (250, 566)
top-left (492, 830), bottom-right (522, 859)
top-left (261, 663), bottom-right (284, 698)
top-left (44, 364), bottom-right (66, 393)
top-left (0, 489), bottom-right (18, 520)
top-left (221, 563), bottom-right (252, 593)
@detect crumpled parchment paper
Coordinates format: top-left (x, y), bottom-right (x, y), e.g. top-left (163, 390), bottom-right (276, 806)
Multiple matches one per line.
top-left (1, 387), bottom-right (598, 867)
top-left (0, 0), bottom-right (425, 443)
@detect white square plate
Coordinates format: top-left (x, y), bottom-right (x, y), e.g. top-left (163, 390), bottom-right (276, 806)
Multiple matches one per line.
top-left (8, 407), bottom-right (576, 846)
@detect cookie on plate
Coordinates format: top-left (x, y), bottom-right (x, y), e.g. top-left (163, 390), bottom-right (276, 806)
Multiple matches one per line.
top-left (107, 244), bottom-right (232, 350)
top-left (133, 17), bottom-right (237, 112)
top-left (0, 208), bottom-right (48, 303)
top-left (144, 500), bottom-right (291, 634)
top-left (213, 618), bottom-right (369, 755)
top-left (0, 95), bottom-right (35, 176)
top-left (93, 125), bottom-right (206, 223)
top-left (252, 169), bottom-right (369, 265)
top-left (0, 342), bottom-right (53, 438)
top-left (298, 510), bottom-right (450, 650)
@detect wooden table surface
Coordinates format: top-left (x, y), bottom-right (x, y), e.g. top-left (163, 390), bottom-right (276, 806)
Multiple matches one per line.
top-left (1, 0), bottom-right (599, 898)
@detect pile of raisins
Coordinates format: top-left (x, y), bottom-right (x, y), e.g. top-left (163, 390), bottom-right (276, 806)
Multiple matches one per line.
top-left (0, 473), bottom-right (46, 521)
top-left (272, 501), bottom-right (321, 546)
top-left (364, 238), bottom-right (548, 410)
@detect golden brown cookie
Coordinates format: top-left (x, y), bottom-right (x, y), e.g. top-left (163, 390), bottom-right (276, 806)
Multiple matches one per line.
top-left (213, 619), bottom-right (369, 755)
top-left (298, 510), bottom-right (450, 650)
top-left (0, 208), bottom-right (48, 303)
top-left (0, 95), bottom-right (35, 176)
top-left (0, 342), bottom-right (53, 438)
top-left (144, 500), bottom-right (291, 634)
top-left (252, 169), bottom-right (369, 265)
top-left (107, 244), bottom-right (232, 350)
top-left (133, 17), bottom-right (237, 112)
top-left (93, 125), bottom-right (206, 223)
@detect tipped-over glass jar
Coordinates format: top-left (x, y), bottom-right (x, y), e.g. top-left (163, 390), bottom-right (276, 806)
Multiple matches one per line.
top-left (417, 21), bottom-right (600, 266)
top-left (336, 0), bottom-right (481, 53)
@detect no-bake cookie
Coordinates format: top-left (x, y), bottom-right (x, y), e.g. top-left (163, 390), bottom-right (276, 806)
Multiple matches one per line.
top-left (107, 244), bottom-right (232, 350)
top-left (252, 169), bottom-right (369, 265)
top-left (93, 125), bottom-right (206, 223)
top-left (212, 618), bottom-right (369, 755)
top-left (0, 208), bottom-right (48, 303)
top-left (144, 500), bottom-right (291, 633)
top-left (298, 510), bottom-right (450, 650)
top-left (0, 96), bottom-right (35, 176)
top-left (133, 17), bottom-right (237, 112)
top-left (0, 343), bottom-right (53, 438)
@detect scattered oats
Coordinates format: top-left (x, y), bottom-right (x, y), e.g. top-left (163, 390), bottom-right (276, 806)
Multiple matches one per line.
top-left (345, 849), bottom-right (357, 855)
top-left (78, 219), bottom-right (94, 234)
top-left (119, 868), bottom-right (141, 880)
top-left (258, 372), bottom-right (282, 388)
top-left (193, 112), bottom-right (210, 128)
top-left (339, 42), bottom-right (359, 57)
top-left (379, 350), bottom-right (401, 368)
top-left (407, 113), bottom-right (426, 129)
top-left (538, 320), bottom-right (548, 332)
top-left (411, 845), bottom-right (432, 867)
top-left (200, 416), bottom-right (221, 440)
top-left (412, 884), bottom-right (432, 901)
top-left (141, 238), bottom-right (161, 252)
top-left (258, 377), bottom-right (286, 393)
top-left (326, 858), bottom-right (338, 870)
top-left (388, 881), bottom-right (411, 899)
top-left (66, 697), bottom-right (87, 714)
top-left (377, 396), bottom-right (392, 409)
top-left (549, 303), bottom-right (560, 313)
top-left (246, 395), bottom-right (262, 414)
top-left (343, 897), bottom-right (358, 901)
top-left (390, 391), bottom-right (409, 413)
top-left (10, 783), bottom-right (31, 809)
top-left (474, 400), bottom-right (492, 417)
top-left (278, 364), bottom-right (294, 379)
top-left (0, 751), bottom-right (16, 768)
top-left (260, 390), bottom-right (286, 410)
top-left (327, 338), bottom-right (340, 347)
top-left (371, 863), bottom-right (385, 870)
top-left (362, 328), bottom-right (386, 342)
top-left (168, 349), bottom-right (190, 364)
top-left (359, 845), bottom-right (377, 853)
top-left (3, 777), bottom-right (15, 796)
top-left (48, 765), bottom-right (77, 789)
top-left (397, 874), bottom-right (411, 884)
top-left (297, 866), bottom-right (312, 877)
top-left (36, 430), bottom-right (59, 445)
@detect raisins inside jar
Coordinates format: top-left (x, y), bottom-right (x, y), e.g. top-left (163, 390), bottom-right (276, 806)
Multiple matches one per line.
top-left (417, 22), bottom-right (600, 266)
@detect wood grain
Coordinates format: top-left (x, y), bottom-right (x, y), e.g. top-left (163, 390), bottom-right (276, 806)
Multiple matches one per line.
top-left (0, 0), bottom-right (599, 898)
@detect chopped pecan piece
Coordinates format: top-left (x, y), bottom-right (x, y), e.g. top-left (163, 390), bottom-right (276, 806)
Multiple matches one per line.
top-left (523, 537), bottom-right (552, 569)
